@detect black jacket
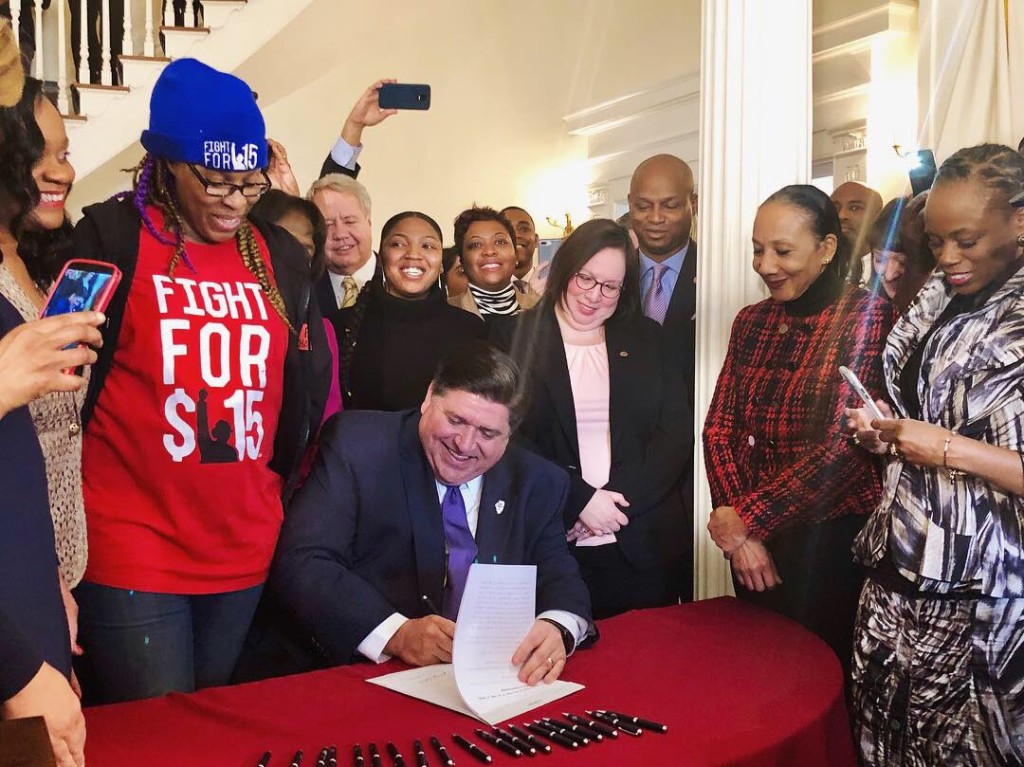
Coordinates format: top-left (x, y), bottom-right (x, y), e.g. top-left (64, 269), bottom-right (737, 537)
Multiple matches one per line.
top-left (495, 307), bottom-right (694, 573)
top-left (74, 197), bottom-right (332, 493)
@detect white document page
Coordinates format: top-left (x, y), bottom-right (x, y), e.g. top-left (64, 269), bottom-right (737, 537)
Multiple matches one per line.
top-left (367, 563), bottom-right (583, 725)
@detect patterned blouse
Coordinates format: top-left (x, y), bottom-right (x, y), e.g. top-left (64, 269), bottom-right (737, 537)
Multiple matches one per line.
top-left (0, 264), bottom-right (88, 587)
top-left (704, 274), bottom-right (894, 539)
top-left (855, 267), bottom-right (1024, 597)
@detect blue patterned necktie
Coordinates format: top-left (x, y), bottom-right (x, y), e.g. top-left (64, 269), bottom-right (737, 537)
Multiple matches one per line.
top-left (643, 262), bottom-right (671, 324)
top-left (441, 484), bottom-right (477, 620)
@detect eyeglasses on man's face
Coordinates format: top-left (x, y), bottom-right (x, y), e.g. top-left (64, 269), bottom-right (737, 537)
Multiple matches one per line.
top-left (572, 271), bottom-right (623, 299)
top-left (186, 163), bottom-right (271, 199)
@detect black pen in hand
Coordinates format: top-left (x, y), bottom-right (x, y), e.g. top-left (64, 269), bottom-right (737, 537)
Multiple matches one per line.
top-left (421, 594), bottom-right (440, 614)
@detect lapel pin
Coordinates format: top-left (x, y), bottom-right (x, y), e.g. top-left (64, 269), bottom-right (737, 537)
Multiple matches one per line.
top-left (619, 350), bottom-right (629, 357)
top-left (495, 500), bottom-right (505, 515)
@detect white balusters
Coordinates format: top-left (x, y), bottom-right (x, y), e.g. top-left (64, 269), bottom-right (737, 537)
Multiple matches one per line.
top-left (144, 0), bottom-right (156, 56)
top-left (164, 0), bottom-right (174, 28)
top-left (100, 0), bottom-right (111, 85)
top-left (32, 0), bottom-right (43, 79)
top-left (10, 3), bottom-right (20, 65)
top-left (77, 0), bottom-right (89, 84)
top-left (122, 0), bottom-right (134, 59)
top-left (56, 0), bottom-right (69, 113)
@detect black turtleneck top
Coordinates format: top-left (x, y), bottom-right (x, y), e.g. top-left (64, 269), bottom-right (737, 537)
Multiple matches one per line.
top-left (331, 282), bottom-right (487, 411)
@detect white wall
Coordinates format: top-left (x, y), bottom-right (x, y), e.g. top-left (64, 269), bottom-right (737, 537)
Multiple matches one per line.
top-left (244, 0), bottom-right (700, 241)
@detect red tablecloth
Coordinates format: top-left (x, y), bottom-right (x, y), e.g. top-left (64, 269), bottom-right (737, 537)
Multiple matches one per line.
top-left (84, 598), bottom-right (856, 767)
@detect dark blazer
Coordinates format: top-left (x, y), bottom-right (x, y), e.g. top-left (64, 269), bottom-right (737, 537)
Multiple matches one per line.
top-left (249, 409), bottom-right (592, 672)
top-left (657, 237), bottom-right (697, 399)
top-left (320, 151), bottom-right (360, 181)
top-left (496, 308), bottom-right (694, 577)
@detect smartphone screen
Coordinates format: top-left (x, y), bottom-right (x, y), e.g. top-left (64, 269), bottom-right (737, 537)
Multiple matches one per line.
top-left (41, 261), bottom-right (121, 318)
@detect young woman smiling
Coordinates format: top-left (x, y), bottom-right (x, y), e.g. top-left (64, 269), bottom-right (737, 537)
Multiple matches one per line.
top-left (703, 185), bottom-right (894, 668)
top-left (497, 219), bottom-right (692, 617)
top-left (0, 77), bottom-right (89, 643)
top-left (332, 211), bottom-right (486, 411)
top-left (449, 206), bottom-right (538, 324)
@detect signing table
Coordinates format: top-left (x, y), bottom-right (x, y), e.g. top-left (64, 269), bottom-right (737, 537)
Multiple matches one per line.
top-left (84, 598), bottom-right (856, 766)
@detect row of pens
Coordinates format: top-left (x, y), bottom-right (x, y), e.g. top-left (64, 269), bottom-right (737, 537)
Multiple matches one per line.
top-left (256, 709), bottom-right (669, 766)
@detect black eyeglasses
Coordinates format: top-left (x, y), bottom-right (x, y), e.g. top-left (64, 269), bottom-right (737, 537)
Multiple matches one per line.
top-left (185, 164), bottom-right (271, 199)
top-left (572, 272), bottom-right (622, 298)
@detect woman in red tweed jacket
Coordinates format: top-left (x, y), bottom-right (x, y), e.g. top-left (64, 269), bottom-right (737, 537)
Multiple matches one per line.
top-left (703, 184), bottom-right (894, 667)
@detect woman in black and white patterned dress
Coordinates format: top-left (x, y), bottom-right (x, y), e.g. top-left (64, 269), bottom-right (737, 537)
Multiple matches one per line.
top-left (846, 143), bottom-right (1024, 766)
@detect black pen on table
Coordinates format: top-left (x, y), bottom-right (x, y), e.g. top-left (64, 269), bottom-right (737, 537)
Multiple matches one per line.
top-left (429, 737), bottom-right (454, 767)
top-left (566, 713), bottom-right (617, 738)
top-left (475, 729), bottom-right (520, 758)
top-left (452, 733), bottom-right (492, 764)
top-left (492, 726), bottom-right (535, 756)
top-left (523, 722), bottom-right (577, 750)
top-left (353, 744), bottom-right (365, 767)
top-left (508, 724), bottom-right (549, 754)
top-left (386, 741), bottom-right (407, 767)
top-left (546, 716), bottom-right (602, 741)
top-left (413, 739), bottom-right (429, 767)
top-left (597, 709), bottom-right (669, 733)
top-left (257, 751), bottom-right (272, 767)
top-left (328, 745), bottom-right (337, 767)
top-left (588, 710), bottom-right (643, 736)
top-left (535, 719), bottom-right (587, 746)
top-left (289, 750), bottom-right (304, 767)
top-left (368, 742), bottom-right (383, 767)
top-left (316, 747), bottom-right (329, 767)
top-left (508, 724), bottom-right (550, 754)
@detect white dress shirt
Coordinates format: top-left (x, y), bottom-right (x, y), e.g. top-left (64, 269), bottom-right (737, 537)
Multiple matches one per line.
top-left (356, 477), bottom-right (588, 662)
top-left (328, 256), bottom-right (376, 307)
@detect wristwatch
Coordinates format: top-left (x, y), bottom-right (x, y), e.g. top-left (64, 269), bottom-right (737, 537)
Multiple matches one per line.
top-left (539, 618), bottom-right (575, 656)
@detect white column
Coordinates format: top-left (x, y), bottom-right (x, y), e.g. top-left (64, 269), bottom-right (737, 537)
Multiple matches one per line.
top-left (144, 0), bottom-right (155, 56)
top-left (100, 0), bottom-right (111, 84)
top-left (56, 0), bottom-right (69, 113)
top-left (121, 0), bottom-right (134, 58)
top-left (77, 0), bottom-right (88, 83)
top-left (694, 0), bottom-right (812, 599)
top-left (32, 0), bottom-right (44, 79)
top-left (163, 0), bottom-right (174, 28)
top-left (10, 3), bottom-right (20, 64)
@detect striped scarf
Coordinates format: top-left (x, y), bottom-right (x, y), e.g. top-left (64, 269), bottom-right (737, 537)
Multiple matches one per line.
top-left (469, 282), bottom-right (519, 316)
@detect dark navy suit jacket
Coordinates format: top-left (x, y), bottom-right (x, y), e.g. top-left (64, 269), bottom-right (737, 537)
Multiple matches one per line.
top-left (264, 408), bottom-right (592, 668)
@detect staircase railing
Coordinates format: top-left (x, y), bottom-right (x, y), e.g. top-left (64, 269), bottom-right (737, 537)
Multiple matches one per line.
top-left (5, 0), bottom-right (206, 114)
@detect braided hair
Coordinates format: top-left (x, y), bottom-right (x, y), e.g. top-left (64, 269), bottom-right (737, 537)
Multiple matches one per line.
top-left (932, 143), bottom-right (1024, 207)
top-left (130, 153), bottom-right (293, 330)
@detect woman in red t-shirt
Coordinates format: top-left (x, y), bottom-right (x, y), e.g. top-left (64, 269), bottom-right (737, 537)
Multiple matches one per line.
top-left (71, 59), bottom-right (331, 704)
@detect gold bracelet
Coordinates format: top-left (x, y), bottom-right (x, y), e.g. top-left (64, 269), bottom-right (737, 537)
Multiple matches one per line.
top-left (943, 434), bottom-right (966, 481)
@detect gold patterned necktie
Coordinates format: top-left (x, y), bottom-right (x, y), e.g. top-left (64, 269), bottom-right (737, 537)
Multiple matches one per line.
top-left (340, 276), bottom-right (359, 309)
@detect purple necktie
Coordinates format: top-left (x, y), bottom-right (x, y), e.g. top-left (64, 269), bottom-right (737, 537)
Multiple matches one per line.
top-left (643, 262), bottom-right (671, 324)
top-left (441, 484), bottom-right (477, 620)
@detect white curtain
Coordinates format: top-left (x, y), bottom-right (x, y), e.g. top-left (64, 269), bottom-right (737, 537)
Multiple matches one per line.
top-left (918, 0), bottom-right (1017, 162)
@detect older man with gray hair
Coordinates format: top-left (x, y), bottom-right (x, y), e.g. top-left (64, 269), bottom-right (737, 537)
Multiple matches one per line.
top-left (308, 174), bottom-right (377, 316)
